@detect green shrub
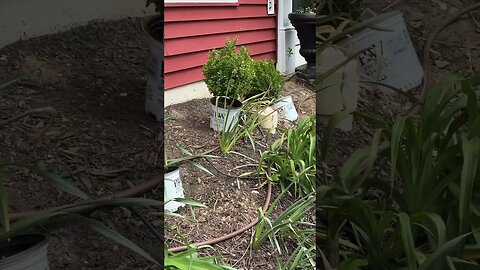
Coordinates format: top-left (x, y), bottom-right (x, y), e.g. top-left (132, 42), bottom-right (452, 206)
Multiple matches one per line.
top-left (246, 60), bottom-right (283, 99)
top-left (203, 38), bottom-right (253, 100)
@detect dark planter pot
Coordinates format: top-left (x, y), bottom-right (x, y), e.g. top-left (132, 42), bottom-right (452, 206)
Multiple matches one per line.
top-left (165, 164), bottom-right (179, 174)
top-left (0, 233), bottom-right (49, 270)
top-left (288, 12), bottom-right (316, 80)
top-left (210, 96), bottom-right (243, 109)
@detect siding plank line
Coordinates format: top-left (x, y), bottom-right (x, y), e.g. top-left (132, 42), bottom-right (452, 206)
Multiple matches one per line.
top-left (165, 29), bottom-right (275, 56)
top-left (165, 52), bottom-right (276, 89)
top-left (165, 40), bottom-right (276, 73)
top-left (164, 0), bottom-right (277, 90)
top-left (165, 17), bottom-right (276, 39)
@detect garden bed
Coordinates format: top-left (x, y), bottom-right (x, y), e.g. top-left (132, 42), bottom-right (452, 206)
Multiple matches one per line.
top-left (0, 17), bottom-right (162, 269)
top-left (164, 77), bottom-right (315, 269)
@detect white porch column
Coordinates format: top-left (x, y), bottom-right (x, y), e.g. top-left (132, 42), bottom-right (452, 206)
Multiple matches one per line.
top-left (276, 0), bottom-right (296, 75)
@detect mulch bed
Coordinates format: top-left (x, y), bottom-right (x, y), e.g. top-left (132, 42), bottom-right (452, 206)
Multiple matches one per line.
top-left (164, 77), bottom-right (316, 269)
top-left (0, 17), bottom-right (163, 269)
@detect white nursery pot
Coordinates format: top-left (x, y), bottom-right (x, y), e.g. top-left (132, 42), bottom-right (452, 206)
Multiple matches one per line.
top-left (210, 97), bottom-right (243, 132)
top-left (273, 96), bottom-right (298, 121)
top-left (0, 234), bottom-right (50, 270)
top-left (258, 106), bottom-right (278, 134)
top-left (144, 15), bottom-right (164, 121)
top-left (164, 166), bottom-right (185, 212)
top-left (337, 11), bottom-right (423, 92)
top-left (317, 46), bottom-right (359, 131)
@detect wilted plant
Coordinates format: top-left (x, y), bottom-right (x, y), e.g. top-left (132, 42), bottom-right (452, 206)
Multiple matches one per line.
top-left (318, 75), bottom-right (480, 269)
top-left (259, 115), bottom-right (316, 197)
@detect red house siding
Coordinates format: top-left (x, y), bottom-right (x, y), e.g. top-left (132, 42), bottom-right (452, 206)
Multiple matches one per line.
top-left (164, 0), bottom-right (277, 90)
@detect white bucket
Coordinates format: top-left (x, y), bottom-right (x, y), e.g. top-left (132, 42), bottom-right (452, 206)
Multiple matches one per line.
top-left (317, 46), bottom-right (359, 131)
top-left (258, 106), bottom-right (278, 134)
top-left (273, 96), bottom-right (298, 121)
top-left (210, 97), bottom-right (243, 132)
top-left (337, 11), bottom-right (423, 92)
top-left (0, 234), bottom-right (50, 270)
top-left (144, 15), bottom-right (164, 121)
top-left (164, 167), bottom-right (185, 212)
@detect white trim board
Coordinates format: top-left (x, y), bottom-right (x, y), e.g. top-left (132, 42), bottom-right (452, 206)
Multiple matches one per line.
top-left (276, 0), bottom-right (306, 75)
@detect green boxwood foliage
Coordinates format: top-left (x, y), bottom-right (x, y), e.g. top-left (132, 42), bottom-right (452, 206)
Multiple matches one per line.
top-left (203, 38), bottom-right (253, 100)
top-left (246, 60), bottom-right (284, 99)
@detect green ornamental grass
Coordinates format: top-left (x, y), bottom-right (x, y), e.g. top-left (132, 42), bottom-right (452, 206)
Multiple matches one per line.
top-left (318, 75), bottom-right (480, 269)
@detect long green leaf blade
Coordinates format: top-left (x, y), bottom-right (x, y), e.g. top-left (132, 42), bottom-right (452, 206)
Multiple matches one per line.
top-left (399, 213), bottom-right (418, 270)
top-left (0, 170), bottom-right (9, 232)
top-left (71, 215), bottom-right (159, 265)
top-left (391, 116), bottom-right (407, 188)
top-left (419, 233), bottom-right (472, 270)
top-left (459, 136), bottom-right (480, 234)
top-left (32, 163), bottom-right (89, 200)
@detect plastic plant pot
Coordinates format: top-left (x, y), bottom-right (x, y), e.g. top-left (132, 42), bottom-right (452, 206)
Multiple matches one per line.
top-left (0, 233), bottom-right (49, 270)
top-left (210, 97), bottom-right (243, 132)
top-left (258, 106), bottom-right (278, 134)
top-left (272, 96), bottom-right (298, 121)
top-left (337, 11), bottom-right (423, 92)
top-left (317, 46), bottom-right (359, 131)
top-left (164, 166), bottom-right (185, 212)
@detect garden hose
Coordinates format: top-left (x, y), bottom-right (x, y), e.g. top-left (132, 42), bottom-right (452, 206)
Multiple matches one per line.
top-left (421, 2), bottom-right (480, 100)
top-left (167, 180), bottom-right (272, 253)
top-left (10, 173), bottom-right (273, 254)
